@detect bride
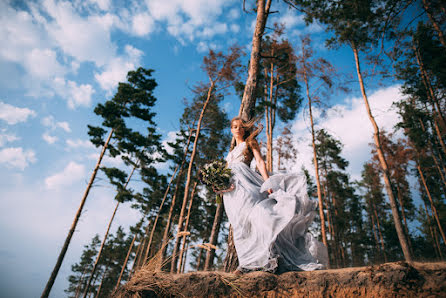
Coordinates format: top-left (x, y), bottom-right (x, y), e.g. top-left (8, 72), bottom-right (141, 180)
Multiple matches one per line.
top-left (221, 117), bottom-right (328, 274)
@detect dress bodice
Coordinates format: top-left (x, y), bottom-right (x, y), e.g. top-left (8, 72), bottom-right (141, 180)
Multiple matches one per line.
top-left (226, 142), bottom-right (247, 164)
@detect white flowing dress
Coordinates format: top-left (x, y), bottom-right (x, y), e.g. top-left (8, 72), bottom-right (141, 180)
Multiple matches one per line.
top-left (223, 142), bottom-right (328, 272)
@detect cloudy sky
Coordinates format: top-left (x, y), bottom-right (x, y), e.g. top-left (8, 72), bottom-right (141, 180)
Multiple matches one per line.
top-left (0, 0), bottom-right (407, 297)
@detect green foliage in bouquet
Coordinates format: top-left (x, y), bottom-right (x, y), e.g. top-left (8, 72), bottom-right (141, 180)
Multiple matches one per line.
top-left (198, 159), bottom-right (233, 204)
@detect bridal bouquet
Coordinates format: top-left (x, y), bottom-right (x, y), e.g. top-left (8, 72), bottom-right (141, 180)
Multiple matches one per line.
top-left (198, 159), bottom-right (233, 203)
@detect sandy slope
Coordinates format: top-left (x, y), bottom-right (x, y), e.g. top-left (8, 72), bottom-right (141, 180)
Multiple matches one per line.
top-left (113, 261), bottom-right (446, 297)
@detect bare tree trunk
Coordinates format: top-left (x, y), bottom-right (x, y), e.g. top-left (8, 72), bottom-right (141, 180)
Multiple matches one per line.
top-left (132, 221), bottom-right (151, 274)
top-left (422, 0), bottom-right (446, 48)
top-left (95, 266), bottom-right (108, 298)
top-left (158, 130), bottom-right (194, 269)
top-left (423, 200), bottom-right (443, 260)
top-left (224, 0), bottom-right (273, 273)
top-left (370, 212), bottom-right (382, 261)
top-left (181, 243), bottom-right (189, 273)
top-left (352, 45), bottom-right (412, 262)
top-left (396, 184), bottom-right (413, 255)
top-left (266, 55), bottom-right (275, 173)
top-left (158, 172), bottom-right (182, 269)
top-left (74, 268), bottom-right (88, 298)
top-left (171, 82), bottom-right (216, 273)
top-left (223, 226), bottom-right (239, 272)
top-left (196, 248), bottom-right (204, 271)
top-left (83, 164), bottom-right (136, 297)
top-left (417, 163), bottom-right (446, 245)
top-left (115, 232), bottom-right (137, 291)
top-left (303, 64), bottom-right (329, 251)
top-left (177, 181), bottom-right (198, 273)
top-left (204, 203), bottom-right (224, 271)
top-left (373, 205), bottom-right (388, 263)
top-left (42, 129), bottom-right (114, 298)
top-left (239, 0), bottom-right (273, 120)
top-left (144, 164), bottom-right (180, 263)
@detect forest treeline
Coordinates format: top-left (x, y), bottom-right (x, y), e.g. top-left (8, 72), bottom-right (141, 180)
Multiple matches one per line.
top-left (40, 1), bottom-right (445, 297)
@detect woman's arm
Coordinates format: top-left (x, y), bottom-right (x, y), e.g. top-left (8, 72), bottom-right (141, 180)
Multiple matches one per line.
top-left (252, 145), bottom-right (269, 182)
top-left (252, 146), bottom-right (273, 194)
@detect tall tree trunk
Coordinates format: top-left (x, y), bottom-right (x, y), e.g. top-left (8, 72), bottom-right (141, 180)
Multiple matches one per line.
top-left (422, 0), bottom-right (446, 48)
top-left (417, 162), bottom-right (446, 244)
top-left (115, 231), bottom-right (137, 291)
top-left (266, 55), bottom-right (275, 173)
top-left (222, 226), bottom-right (239, 272)
top-left (239, 0), bottom-right (272, 120)
top-left (83, 164), bottom-right (137, 297)
top-left (74, 268), bottom-right (88, 298)
top-left (303, 62), bottom-right (329, 251)
top-left (181, 243), bottom-right (189, 273)
top-left (396, 184), bottom-right (413, 255)
top-left (196, 247), bottom-right (204, 271)
top-left (135, 224), bottom-right (151, 270)
top-left (224, 0), bottom-right (272, 273)
top-left (42, 129), bottom-right (114, 298)
top-left (95, 266), bottom-right (108, 298)
top-left (373, 205), bottom-right (388, 263)
top-left (158, 129), bottom-right (193, 269)
top-left (423, 200), bottom-right (443, 260)
top-left (370, 212), bottom-right (382, 261)
top-left (144, 164), bottom-right (180, 262)
top-left (171, 82), bottom-right (216, 273)
top-left (177, 181), bottom-right (198, 273)
top-left (204, 203), bottom-right (224, 271)
top-left (352, 44), bottom-right (412, 262)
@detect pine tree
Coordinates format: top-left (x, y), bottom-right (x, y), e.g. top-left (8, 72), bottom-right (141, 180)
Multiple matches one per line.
top-left (42, 68), bottom-right (162, 297)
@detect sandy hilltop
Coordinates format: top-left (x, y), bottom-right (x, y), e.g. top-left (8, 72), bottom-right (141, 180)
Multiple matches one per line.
top-left (113, 261), bottom-right (446, 297)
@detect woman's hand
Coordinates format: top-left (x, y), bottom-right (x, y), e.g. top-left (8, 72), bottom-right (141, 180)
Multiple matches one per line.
top-left (267, 188), bottom-right (273, 195)
top-left (213, 184), bottom-right (235, 195)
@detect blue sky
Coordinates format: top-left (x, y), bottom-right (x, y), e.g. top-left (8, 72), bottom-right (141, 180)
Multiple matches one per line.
top-left (0, 0), bottom-right (412, 297)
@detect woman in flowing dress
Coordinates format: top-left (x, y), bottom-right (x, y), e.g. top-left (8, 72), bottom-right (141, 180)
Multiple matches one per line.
top-left (222, 116), bottom-right (328, 274)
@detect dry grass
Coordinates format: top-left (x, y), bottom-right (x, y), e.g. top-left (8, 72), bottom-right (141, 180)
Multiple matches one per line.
top-left (113, 261), bottom-right (446, 298)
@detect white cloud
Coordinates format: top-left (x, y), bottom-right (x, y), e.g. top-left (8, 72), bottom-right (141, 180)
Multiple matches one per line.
top-left (230, 24), bottom-right (240, 33)
top-left (290, 85), bottom-right (404, 181)
top-left (0, 4), bottom-right (50, 64)
top-left (24, 48), bottom-right (67, 79)
top-left (132, 12), bottom-right (155, 36)
top-left (88, 0), bottom-right (111, 11)
top-left (0, 130), bottom-right (19, 147)
top-left (42, 133), bottom-right (58, 144)
top-left (275, 11), bottom-right (304, 29)
top-left (0, 147), bottom-right (37, 170)
top-left (52, 77), bottom-right (95, 109)
top-left (41, 116), bottom-right (71, 132)
top-left (87, 153), bottom-right (124, 167)
top-left (42, 0), bottom-right (117, 67)
top-left (45, 161), bottom-right (85, 189)
top-left (0, 102), bottom-right (36, 125)
top-left (196, 41), bottom-right (217, 53)
top-left (198, 22), bottom-right (228, 38)
top-left (95, 45), bottom-right (143, 92)
top-left (228, 8), bottom-right (240, 20)
top-left (146, 0), bottom-right (235, 41)
top-left (66, 139), bottom-right (94, 150)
